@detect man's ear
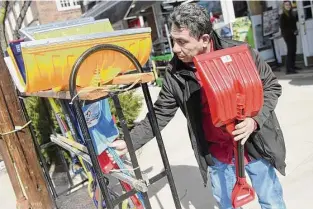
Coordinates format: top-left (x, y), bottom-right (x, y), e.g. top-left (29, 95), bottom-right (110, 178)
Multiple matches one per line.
top-left (200, 34), bottom-right (210, 47)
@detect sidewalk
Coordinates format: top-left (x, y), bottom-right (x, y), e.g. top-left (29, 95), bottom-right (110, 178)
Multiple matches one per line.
top-left (0, 165), bottom-right (16, 209)
top-left (0, 161), bottom-right (5, 171)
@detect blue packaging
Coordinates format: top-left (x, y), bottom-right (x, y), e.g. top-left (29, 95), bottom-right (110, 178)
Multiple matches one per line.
top-left (9, 40), bottom-right (26, 82)
top-left (82, 99), bottom-right (119, 155)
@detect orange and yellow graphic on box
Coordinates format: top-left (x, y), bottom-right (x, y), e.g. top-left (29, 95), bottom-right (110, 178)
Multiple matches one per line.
top-left (6, 21), bottom-right (152, 93)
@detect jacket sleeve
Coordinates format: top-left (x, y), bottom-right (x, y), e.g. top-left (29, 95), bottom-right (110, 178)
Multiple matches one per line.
top-left (130, 69), bottom-right (179, 150)
top-left (250, 49), bottom-right (282, 130)
top-left (279, 14), bottom-right (286, 36)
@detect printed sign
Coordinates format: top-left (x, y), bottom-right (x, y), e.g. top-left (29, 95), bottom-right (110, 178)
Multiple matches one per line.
top-left (221, 55), bottom-right (232, 63)
top-left (84, 102), bottom-right (101, 128)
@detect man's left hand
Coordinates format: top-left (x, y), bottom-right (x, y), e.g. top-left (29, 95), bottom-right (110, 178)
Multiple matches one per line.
top-left (232, 118), bottom-right (257, 145)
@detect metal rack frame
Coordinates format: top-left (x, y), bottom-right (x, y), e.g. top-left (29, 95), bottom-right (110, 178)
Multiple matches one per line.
top-left (68, 44), bottom-right (182, 209)
top-left (17, 95), bottom-right (90, 209)
top-left (15, 43), bottom-right (182, 208)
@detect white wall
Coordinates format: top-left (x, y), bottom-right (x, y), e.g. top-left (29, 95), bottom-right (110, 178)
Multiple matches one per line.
top-left (220, 0), bottom-right (235, 24)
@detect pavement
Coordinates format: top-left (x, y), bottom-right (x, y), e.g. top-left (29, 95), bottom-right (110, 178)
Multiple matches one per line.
top-left (1, 70), bottom-right (313, 209)
top-left (0, 160), bottom-right (5, 171)
top-left (0, 162), bottom-right (16, 209)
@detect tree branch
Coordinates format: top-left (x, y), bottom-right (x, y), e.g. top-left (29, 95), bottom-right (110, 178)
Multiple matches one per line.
top-left (0, 1), bottom-right (8, 53)
top-left (13, 1), bottom-right (32, 40)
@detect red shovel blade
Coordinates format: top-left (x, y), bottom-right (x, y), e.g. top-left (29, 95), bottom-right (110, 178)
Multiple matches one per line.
top-left (231, 177), bottom-right (255, 208)
top-left (193, 44), bottom-right (264, 127)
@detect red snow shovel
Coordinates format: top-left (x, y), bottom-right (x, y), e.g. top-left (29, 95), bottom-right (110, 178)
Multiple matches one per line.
top-left (193, 44), bottom-right (264, 208)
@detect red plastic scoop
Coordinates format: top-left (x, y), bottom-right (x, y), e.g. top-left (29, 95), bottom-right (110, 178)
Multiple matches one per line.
top-left (193, 44), bottom-right (263, 208)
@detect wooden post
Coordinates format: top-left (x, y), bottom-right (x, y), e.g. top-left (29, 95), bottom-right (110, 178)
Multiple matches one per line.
top-left (0, 138), bottom-right (30, 209)
top-left (0, 53), bottom-right (54, 208)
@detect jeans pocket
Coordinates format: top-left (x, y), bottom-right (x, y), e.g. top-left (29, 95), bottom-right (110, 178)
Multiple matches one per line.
top-left (209, 156), bottom-right (225, 169)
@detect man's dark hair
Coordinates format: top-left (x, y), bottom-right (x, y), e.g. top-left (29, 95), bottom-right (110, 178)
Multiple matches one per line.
top-left (169, 3), bottom-right (212, 38)
top-left (169, 3), bottom-right (222, 49)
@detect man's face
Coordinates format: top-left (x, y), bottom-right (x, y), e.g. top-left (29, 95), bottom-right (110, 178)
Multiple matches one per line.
top-left (171, 25), bottom-right (209, 63)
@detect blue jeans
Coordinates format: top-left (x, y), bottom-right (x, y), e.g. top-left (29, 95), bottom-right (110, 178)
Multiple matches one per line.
top-left (208, 157), bottom-right (287, 209)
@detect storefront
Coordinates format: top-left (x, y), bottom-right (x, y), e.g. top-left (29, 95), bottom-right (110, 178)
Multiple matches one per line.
top-left (245, 1), bottom-right (313, 68)
top-left (198, 0), bottom-right (313, 68)
top-left (259, 1), bottom-right (313, 67)
top-left (246, 1), bottom-right (277, 64)
top-left (287, 1), bottom-right (313, 66)
top-left (82, 0), bottom-right (313, 68)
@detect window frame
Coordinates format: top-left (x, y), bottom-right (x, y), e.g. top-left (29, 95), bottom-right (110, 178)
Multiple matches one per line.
top-left (55, 0), bottom-right (80, 12)
top-left (302, 0), bottom-right (313, 20)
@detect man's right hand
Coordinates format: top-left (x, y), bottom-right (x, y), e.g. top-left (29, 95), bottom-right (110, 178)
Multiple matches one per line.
top-left (106, 140), bottom-right (128, 162)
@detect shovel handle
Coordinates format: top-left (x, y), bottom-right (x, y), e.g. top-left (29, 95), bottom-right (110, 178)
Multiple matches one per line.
top-left (235, 119), bottom-right (245, 178)
top-left (226, 120), bottom-right (246, 178)
top-left (237, 140), bottom-right (245, 178)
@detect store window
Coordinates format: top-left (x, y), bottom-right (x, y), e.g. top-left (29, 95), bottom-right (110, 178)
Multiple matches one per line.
top-left (233, 1), bottom-right (248, 18)
top-left (303, 1), bottom-right (313, 20)
top-left (56, 0), bottom-right (80, 11)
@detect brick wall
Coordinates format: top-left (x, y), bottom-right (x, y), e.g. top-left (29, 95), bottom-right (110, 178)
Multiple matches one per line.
top-left (35, 1), bottom-right (82, 24)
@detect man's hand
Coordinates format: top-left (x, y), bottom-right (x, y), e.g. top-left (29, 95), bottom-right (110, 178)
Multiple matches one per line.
top-left (106, 140), bottom-right (128, 162)
top-left (232, 118), bottom-right (257, 145)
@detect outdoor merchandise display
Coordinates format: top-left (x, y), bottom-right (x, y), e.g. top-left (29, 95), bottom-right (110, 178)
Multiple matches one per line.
top-left (5, 17), bottom-right (182, 209)
top-left (193, 44), bottom-right (264, 208)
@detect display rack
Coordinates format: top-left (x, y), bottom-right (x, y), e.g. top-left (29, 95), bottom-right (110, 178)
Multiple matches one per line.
top-left (19, 45), bottom-right (182, 209)
top-left (67, 44), bottom-right (182, 208)
top-left (6, 17), bottom-right (182, 209)
top-left (11, 43), bottom-right (181, 209)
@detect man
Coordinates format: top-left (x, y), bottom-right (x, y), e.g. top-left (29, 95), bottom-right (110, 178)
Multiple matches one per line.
top-left (109, 3), bottom-right (287, 209)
